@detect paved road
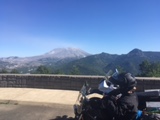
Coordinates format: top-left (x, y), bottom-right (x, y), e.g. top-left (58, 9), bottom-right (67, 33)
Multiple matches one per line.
top-left (0, 88), bottom-right (102, 120)
top-left (0, 104), bottom-right (75, 120)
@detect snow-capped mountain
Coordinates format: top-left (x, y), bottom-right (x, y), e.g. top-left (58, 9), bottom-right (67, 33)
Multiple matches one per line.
top-left (44, 48), bottom-right (90, 58)
top-left (0, 48), bottom-right (91, 70)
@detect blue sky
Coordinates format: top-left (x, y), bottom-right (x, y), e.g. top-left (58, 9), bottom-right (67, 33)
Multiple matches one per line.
top-left (0, 0), bottom-right (160, 57)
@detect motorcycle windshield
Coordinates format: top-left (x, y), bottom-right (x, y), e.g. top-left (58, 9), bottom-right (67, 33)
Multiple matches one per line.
top-left (74, 82), bottom-right (89, 115)
top-left (75, 84), bottom-right (86, 103)
top-left (98, 80), bottom-right (118, 94)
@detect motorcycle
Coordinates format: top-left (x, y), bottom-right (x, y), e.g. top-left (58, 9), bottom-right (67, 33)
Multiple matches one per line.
top-left (73, 70), bottom-right (160, 120)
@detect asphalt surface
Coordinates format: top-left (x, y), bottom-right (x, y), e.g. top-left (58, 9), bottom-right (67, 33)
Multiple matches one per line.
top-left (0, 104), bottom-right (74, 120)
top-left (0, 88), bottom-right (80, 106)
top-left (0, 88), bottom-right (102, 120)
top-left (0, 88), bottom-right (79, 120)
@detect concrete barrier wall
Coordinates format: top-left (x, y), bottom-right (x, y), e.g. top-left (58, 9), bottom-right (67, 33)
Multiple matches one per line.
top-left (0, 74), bottom-right (160, 92)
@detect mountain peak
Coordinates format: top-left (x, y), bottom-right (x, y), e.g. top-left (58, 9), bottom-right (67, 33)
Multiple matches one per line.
top-left (128, 48), bottom-right (144, 56)
top-left (47, 48), bottom-right (81, 54)
top-left (45, 47), bottom-right (91, 59)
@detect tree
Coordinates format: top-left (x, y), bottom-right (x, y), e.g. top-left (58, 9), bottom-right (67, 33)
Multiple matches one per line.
top-left (35, 65), bottom-right (51, 74)
top-left (10, 69), bottom-right (19, 74)
top-left (53, 69), bottom-right (64, 74)
top-left (0, 68), bottom-right (8, 73)
top-left (139, 60), bottom-right (160, 77)
top-left (150, 62), bottom-right (160, 77)
top-left (70, 65), bottom-right (80, 75)
top-left (139, 60), bottom-right (151, 76)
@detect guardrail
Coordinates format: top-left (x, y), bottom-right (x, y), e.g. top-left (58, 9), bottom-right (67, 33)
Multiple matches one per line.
top-left (0, 74), bottom-right (160, 92)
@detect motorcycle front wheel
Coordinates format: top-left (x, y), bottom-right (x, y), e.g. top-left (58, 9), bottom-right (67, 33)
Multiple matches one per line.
top-left (83, 97), bottom-right (103, 120)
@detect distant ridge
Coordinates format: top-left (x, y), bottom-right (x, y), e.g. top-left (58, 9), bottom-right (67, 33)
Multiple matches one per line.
top-left (0, 48), bottom-right (160, 75)
top-left (59, 48), bottom-right (160, 75)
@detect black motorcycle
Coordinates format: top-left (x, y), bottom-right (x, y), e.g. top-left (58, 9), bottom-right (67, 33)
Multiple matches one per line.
top-left (73, 80), bottom-right (160, 120)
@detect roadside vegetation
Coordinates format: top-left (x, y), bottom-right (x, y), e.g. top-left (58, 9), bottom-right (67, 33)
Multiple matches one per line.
top-left (1, 60), bottom-right (160, 77)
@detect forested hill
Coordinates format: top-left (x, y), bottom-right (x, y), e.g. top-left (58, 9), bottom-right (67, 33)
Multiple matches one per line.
top-left (59, 49), bottom-right (160, 75)
top-left (1, 48), bottom-right (160, 75)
